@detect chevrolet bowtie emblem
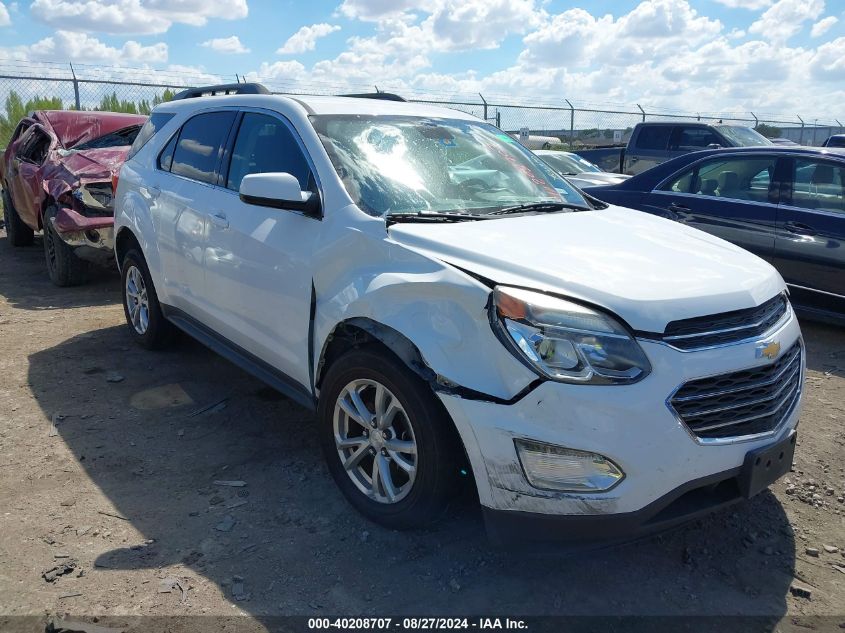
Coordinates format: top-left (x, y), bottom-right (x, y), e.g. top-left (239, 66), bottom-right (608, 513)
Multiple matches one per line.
top-left (756, 341), bottom-right (781, 360)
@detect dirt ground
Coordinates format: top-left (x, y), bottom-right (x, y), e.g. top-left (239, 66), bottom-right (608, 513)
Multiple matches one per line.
top-left (0, 226), bottom-right (844, 631)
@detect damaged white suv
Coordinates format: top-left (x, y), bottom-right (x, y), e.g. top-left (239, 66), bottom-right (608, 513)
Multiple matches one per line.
top-left (113, 84), bottom-right (803, 542)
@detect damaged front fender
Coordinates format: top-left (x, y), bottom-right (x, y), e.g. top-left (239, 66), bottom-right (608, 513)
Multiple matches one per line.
top-left (313, 221), bottom-right (538, 402)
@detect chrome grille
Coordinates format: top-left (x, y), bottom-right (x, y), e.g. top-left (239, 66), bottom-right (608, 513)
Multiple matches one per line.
top-left (663, 294), bottom-right (788, 350)
top-left (669, 341), bottom-right (802, 441)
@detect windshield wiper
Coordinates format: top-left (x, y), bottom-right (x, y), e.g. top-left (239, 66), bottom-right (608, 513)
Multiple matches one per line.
top-left (489, 201), bottom-right (590, 215)
top-left (385, 211), bottom-right (491, 225)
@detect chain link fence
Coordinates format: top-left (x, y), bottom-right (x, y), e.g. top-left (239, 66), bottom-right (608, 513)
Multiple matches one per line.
top-left (1, 63), bottom-right (843, 150)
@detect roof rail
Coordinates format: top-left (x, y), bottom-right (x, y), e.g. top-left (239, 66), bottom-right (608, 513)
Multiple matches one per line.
top-left (340, 92), bottom-right (407, 102)
top-left (171, 82), bottom-right (270, 101)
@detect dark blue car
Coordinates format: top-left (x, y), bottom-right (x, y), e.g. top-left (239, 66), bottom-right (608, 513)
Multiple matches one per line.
top-left (587, 147), bottom-right (845, 324)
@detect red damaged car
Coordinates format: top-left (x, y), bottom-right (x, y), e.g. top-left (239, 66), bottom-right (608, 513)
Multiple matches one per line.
top-left (1, 110), bottom-right (147, 286)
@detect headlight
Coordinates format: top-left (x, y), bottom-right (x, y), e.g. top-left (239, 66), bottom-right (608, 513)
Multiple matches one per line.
top-left (72, 183), bottom-right (114, 217)
top-left (491, 286), bottom-right (651, 385)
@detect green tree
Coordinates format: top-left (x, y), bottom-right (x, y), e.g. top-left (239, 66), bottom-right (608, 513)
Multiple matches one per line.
top-left (755, 123), bottom-right (782, 138)
top-left (95, 92), bottom-right (140, 114)
top-left (0, 91), bottom-right (63, 149)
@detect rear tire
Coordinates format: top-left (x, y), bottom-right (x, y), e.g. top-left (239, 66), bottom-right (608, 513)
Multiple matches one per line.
top-left (318, 346), bottom-right (461, 529)
top-left (2, 188), bottom-right (34, 247)
top-left (43, 205), bottom-right (88, 286)
top-left (120, 248), bottom-right (174, 349)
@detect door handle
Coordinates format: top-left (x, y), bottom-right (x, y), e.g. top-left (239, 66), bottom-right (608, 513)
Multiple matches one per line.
top-left (784, 221), bottom-right (816, 236)
top-left (668, 202), bottom-right (691, 213)
top-left (209, 211), bottom-right (229, 229)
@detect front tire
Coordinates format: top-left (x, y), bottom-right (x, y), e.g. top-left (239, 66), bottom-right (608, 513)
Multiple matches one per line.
top-left (120, 248), bottom-right (173, 349)
top-left (318, 347), bottom-right (461, 529)
top-left (2, 189), bottom-right (34, 247)
top-left (43, 205), bottom-right (88, 286)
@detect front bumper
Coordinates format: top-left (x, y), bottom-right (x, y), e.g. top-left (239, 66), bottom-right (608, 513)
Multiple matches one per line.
top-left (50, 208), bottom-right (114, 264)
top-left (439, 310), bottom-right (802, 539)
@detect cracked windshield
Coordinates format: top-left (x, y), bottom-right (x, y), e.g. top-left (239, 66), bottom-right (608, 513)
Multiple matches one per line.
top-left (312, 115), bottom-right (589, 216)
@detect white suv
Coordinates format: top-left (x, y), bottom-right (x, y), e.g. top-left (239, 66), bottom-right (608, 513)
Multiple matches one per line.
top-left (113, 84), bottom-right (803, 542)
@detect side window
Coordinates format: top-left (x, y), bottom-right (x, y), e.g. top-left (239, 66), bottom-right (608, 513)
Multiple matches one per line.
top-left (669, 127), bottom-right (721, 150)
top-left (791, 159), bottom-right (845, 213)
top-left (634, 126), bottom-right (672, 151)
top-left (10, 120), bottom-right (33, 146)
top-left (157, 132), bottom-right (178, 171)
top-left (661, 167), bottom-right (696, 193)
top-left (692, 157), bottom-right (777, 202)
top-left (170, 111), bottom-right (236, 185)
top-left (225, 113), bottom-right (311, 192)
top-left (18, 127), bottom-right (51, 165)
top-left (128, 111), bottom-right (175, 159)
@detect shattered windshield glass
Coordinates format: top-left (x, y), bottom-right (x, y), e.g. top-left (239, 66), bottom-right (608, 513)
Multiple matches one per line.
top-left (311, 115), bottom-right (588, 217)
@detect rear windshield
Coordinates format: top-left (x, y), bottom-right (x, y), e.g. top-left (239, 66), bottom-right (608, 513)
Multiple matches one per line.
top-left (128, 112), bottom-right (176, 159)
top-left (74, 125), bottom-right (143, 151)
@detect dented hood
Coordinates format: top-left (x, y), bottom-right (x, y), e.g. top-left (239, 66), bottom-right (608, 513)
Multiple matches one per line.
top-left (42, 110), bottom-right (146, 149)
top-left (387, 206), bottom-right (785, 333)
top-left (41, 147), bottom-right (130, 203)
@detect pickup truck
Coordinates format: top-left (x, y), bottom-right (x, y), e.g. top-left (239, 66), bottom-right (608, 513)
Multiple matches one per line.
top-left (575, 121), bottom-right (772, 175)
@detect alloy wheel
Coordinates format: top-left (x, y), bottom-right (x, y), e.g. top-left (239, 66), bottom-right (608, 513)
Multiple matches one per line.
top-left (333, 378), bottom-right (418, 504)
top-left (124, 265), bottom-right (150, 335)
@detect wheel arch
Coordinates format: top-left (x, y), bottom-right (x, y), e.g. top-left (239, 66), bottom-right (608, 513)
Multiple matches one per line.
top-left (115, 226), bottom-right (141, 273)
top-left (316, 317), bottom-right (435, 391)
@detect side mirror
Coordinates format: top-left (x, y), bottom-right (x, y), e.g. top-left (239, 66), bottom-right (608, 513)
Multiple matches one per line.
top-left (239, 172), bottom-right (320, 215)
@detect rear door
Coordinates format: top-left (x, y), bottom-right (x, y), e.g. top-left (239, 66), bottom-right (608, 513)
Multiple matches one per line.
top-left (646, 153), bottom-right (780, 260)
top-left (624, 125), bottom-right (673, 175)
top-left (153, 110), bottom-right (237, 319)
top-left (773, 156), bottom-right (845, 315)
top-left (202, 110), bottom-right (320, 390)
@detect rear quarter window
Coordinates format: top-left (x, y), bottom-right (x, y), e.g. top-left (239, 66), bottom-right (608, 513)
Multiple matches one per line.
top-left (128, 112), bottom-right (175, 160)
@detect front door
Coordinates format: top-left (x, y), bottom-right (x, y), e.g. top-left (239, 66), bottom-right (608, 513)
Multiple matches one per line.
top-left (203, 111), bottom-right (320, 390)
top-left (647, 154), bottom-right (779, 261)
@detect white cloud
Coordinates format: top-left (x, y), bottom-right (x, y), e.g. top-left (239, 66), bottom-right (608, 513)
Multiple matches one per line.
top-left (277, 23), bottom-right (340, 54)
top-left (337, 0), bottom-right (421, 21)
top-left (713, 0), bottom-right (772, 8)
top-left (247, 60), bottom-right (308, 82)
top-left (520, 0), bottom-right (721, 69)
top-left (30, 0), bottom-right (248, 35)
top-left (748, 0), bottom-right (824, 42)
top-left (1, 30), bottom-right (168, 63)
top-left (424, 0), bottom-right (541, 51)
top-left (811, 16), bottom-right (837, 37)
top-left (0, 2), bottom-right (10, 26)
top-left (809, 36), bottom-right (845, 80)
top-left (201, 35), bottom-right (249, 54)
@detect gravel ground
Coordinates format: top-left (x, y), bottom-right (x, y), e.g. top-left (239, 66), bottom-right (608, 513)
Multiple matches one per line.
top-left (0, 228), bottom-right (843, 630)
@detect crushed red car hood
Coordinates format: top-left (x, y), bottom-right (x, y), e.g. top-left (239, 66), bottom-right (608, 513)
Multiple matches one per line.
top-left (42, 147), bottom-right (130, 201)
top-left (41, 111), bottom-right (147, 149)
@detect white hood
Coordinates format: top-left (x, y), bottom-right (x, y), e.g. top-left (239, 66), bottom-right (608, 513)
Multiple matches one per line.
top-left (388, 206), bottom-right (785, 333)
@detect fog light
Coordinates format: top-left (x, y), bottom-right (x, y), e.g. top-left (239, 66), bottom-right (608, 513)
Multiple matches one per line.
top-left (515, 439), bottom-right (624, 492)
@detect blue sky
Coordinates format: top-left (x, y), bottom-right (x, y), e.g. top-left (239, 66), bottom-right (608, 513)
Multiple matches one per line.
top-left (0, 0), bottom-right (843, 118)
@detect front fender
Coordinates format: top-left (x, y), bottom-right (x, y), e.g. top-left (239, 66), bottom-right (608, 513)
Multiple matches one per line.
top-left (313, 230), bottom-right (537, 401)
